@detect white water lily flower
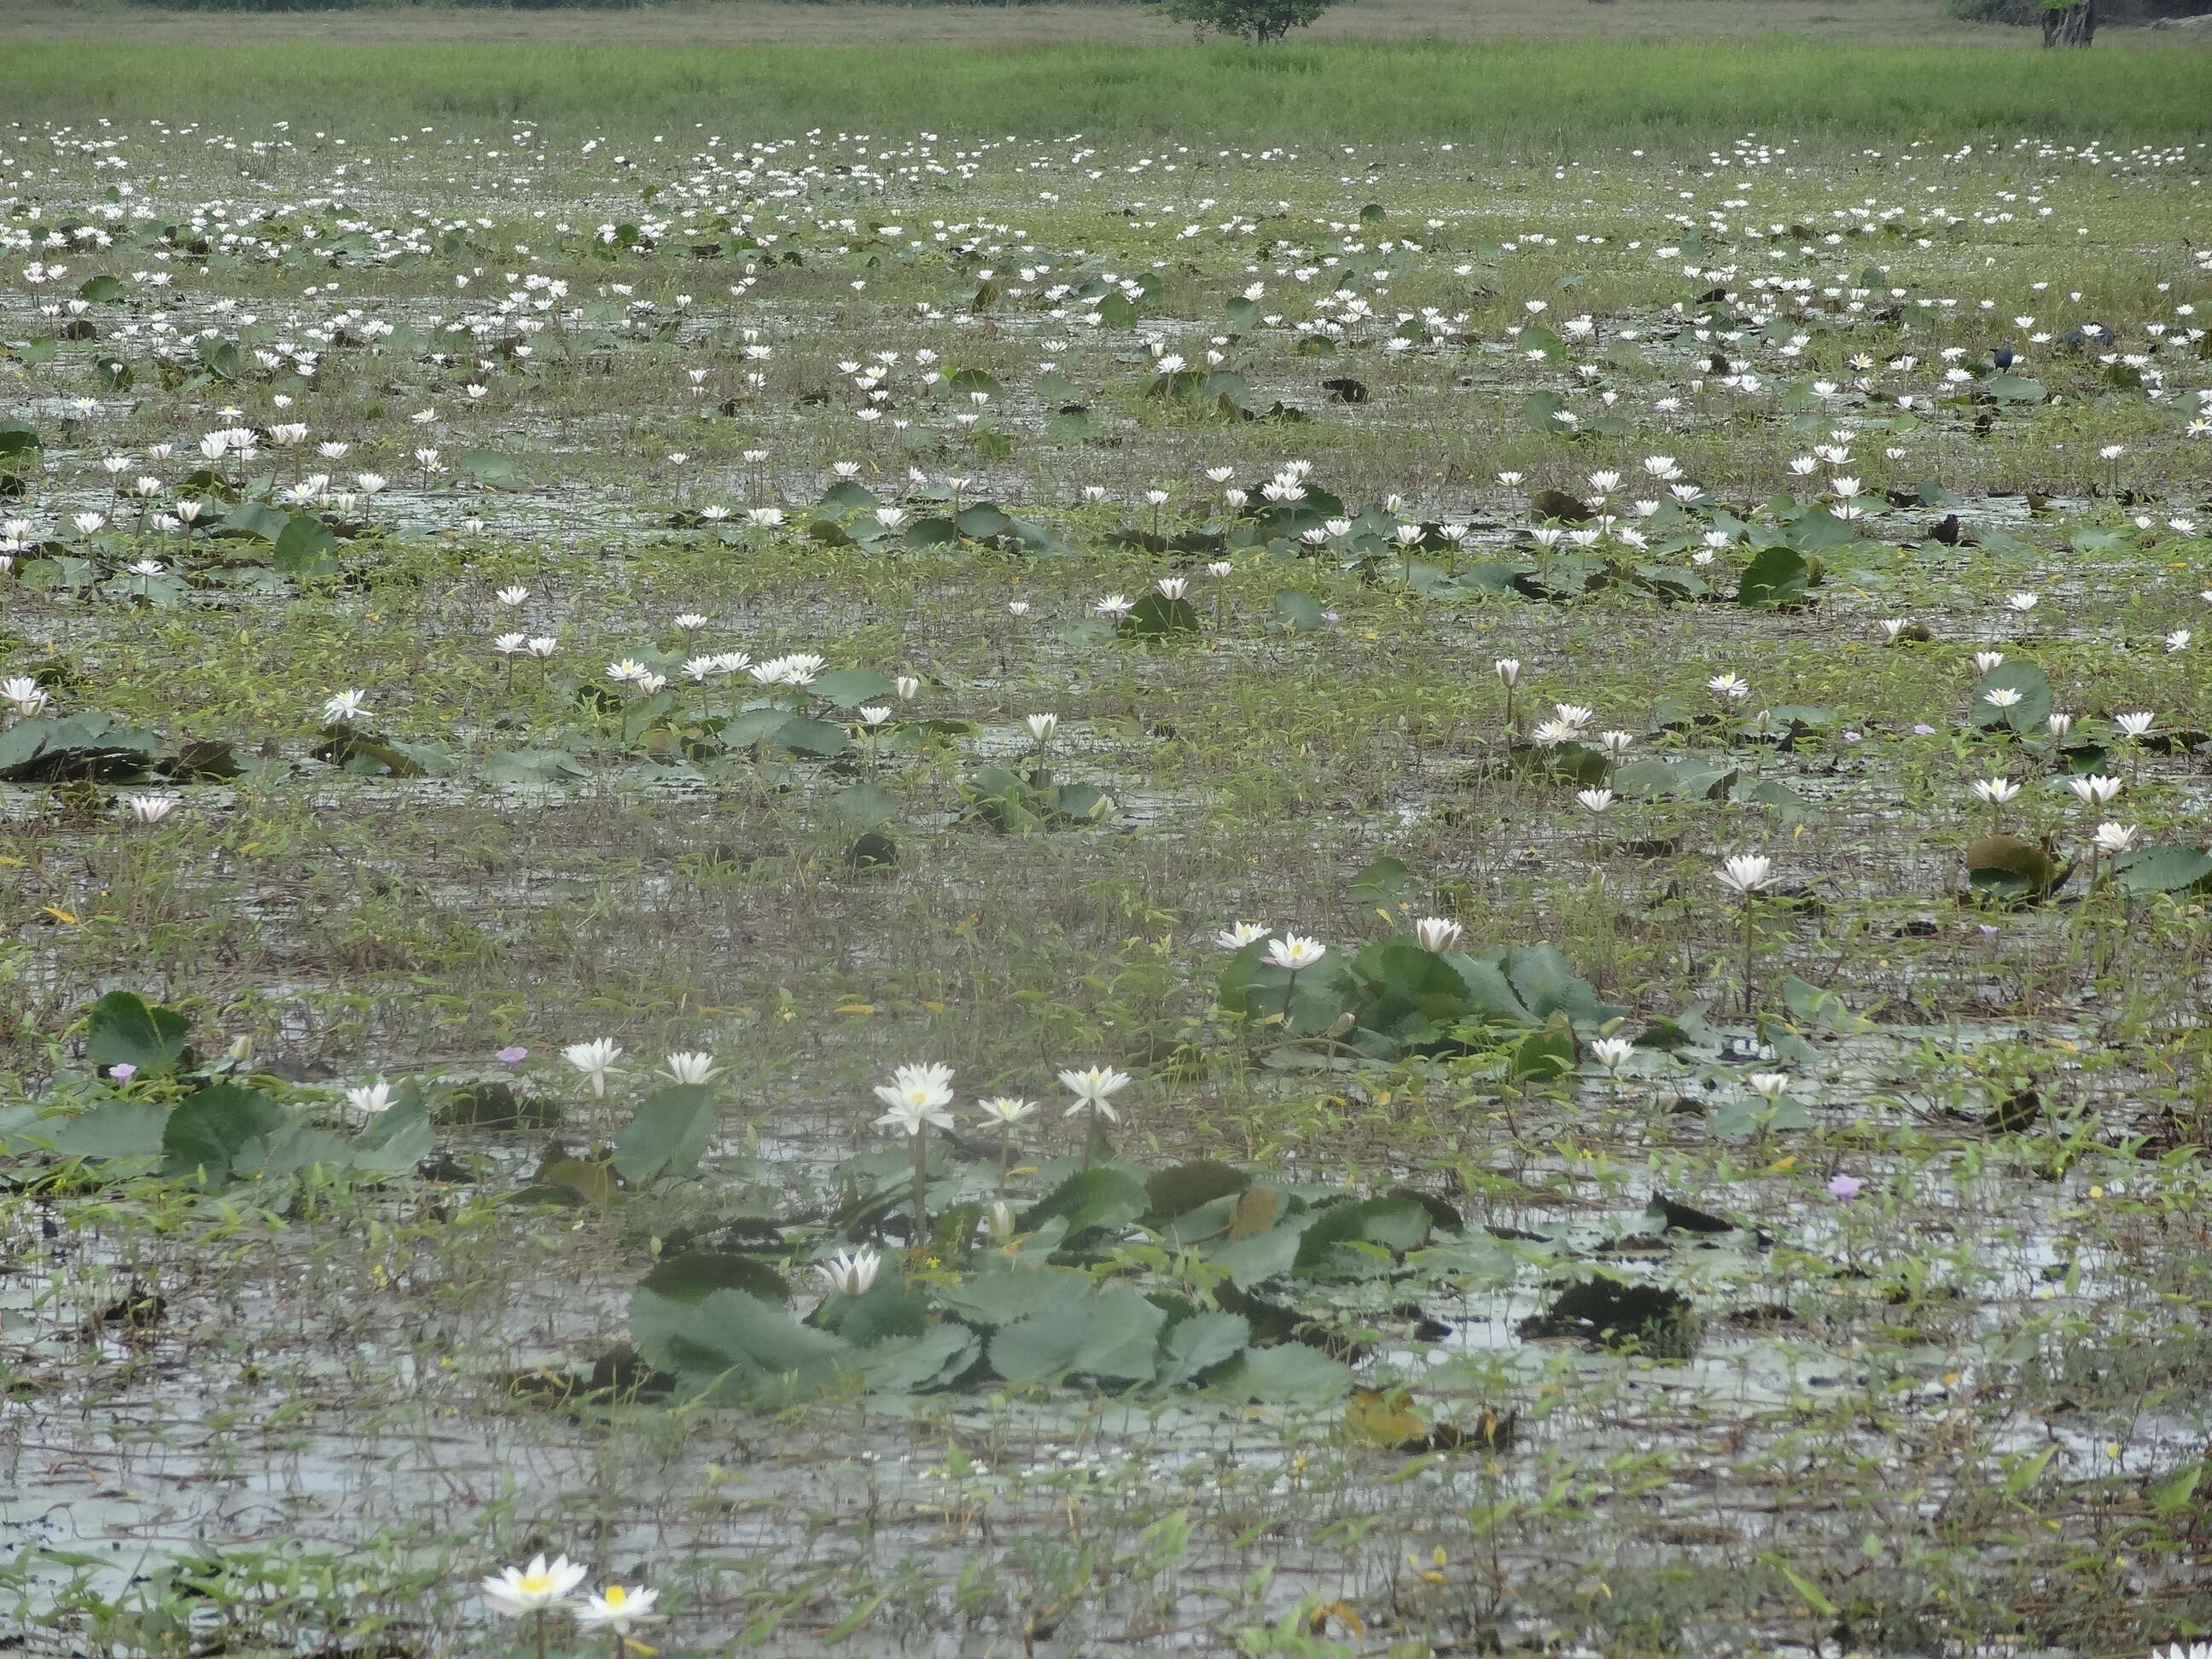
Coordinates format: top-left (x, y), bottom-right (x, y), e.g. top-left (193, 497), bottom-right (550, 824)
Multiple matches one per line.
top-left (345, 1079), bottom-right (395, 1115)
top-left (1412, 917), bottom-right (1462, 953)
top-left (480, 1555), bottom-right (587, 1618)
top-left (1590, 1037), bottom-right (1635, 1071)
top-left (659, 1051), bottom-right (720, 1086)
top-left (872, 1062), bottom-right (955, 1134)
top-left (1263, 934), bottom-right (1327, 971)
top-left (563, 1038), bottom-right (623, 1097)
top-left (575, 1584), bottom-right (661, 1635)
top-left (1216, 920), bottom-right (1271, 950)
top-left (816, 1249), bottom-right (882, 1297)
top-left (3, 677), bottom-right (50, 717)
top-left (1716, 854), bottom-right (1776, 896)
top-left (1058, 1065), bottom-right (1132, 1121)
top-left (124, 793), bottom-right (178, 824)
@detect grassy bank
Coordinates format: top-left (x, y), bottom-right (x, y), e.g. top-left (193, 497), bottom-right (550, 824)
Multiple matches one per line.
top-left (7, 37), bottom-right (2212, 147)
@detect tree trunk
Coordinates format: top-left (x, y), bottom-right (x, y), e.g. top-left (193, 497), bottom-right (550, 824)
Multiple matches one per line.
top-left (2042, 0), bottom-right (2095, 47)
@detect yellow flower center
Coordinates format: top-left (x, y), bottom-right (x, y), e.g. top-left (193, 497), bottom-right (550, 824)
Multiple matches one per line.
top-left (517, 1574), bottom-right (552, 1596)
top-left (604, 1587), bottom-right (630, 1608)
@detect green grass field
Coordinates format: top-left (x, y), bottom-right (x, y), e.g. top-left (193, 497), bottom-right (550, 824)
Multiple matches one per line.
top-left (5, 35), bottom-right (2211, 146)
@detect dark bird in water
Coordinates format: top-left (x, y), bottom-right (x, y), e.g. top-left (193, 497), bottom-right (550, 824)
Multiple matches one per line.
top-left (1991, 341), bottom-right (2016, 370)
top-left (2058, 321), bottom-right (2109, 351)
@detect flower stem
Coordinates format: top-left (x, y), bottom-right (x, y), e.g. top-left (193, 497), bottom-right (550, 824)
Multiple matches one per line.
top-left (1742, 900), bottom-right (1758, 1017)
top-left (909, 1126), bottom-right (930, 1249)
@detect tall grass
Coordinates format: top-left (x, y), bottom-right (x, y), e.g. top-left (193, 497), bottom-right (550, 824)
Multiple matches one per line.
top-left (9, 38), bottom-right (2210, 148)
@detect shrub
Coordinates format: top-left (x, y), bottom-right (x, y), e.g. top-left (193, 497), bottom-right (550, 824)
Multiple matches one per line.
top-left (1150, 0), bottom-right (1345, 44)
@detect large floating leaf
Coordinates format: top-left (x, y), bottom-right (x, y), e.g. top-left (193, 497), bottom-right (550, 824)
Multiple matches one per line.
top-left (1614, 754), bottom-right (1737, 801)
top-left (1349, 940), bottom-right (1475, 1042)
top-left (1208, 1342), bottom-right (1352, 1402)
top-left (272, 513), bottom-right (338, 579)
top-left (1155, 1312), bottom-right (1249, 1388)
top-left (611, 1084), bottom-right (719, 1183)
top-left (3, 1100), bottom-right (168, 1163)
top-left (940, 1265), bottom-right (1089, 1329)
top-left (0, 712), bottom-right (165, 783)
top-left (161, 1084), bottom-right (288, 1186)
top-left (86, 991), bottom-right (191, 1075)
top-left (1735, 545), bottom-right (1811, 608)
top-left (2112, 845), bottom-right (2212, 896)
top-left (640, 1251), bottom-right (789, 1307)
top-left (1272, 590), bottom-right (1325, 633)
top-left (1292, 1196), bottom-right (1433, 1279)
top-left (212, 501), bottom-right (288, 542)
top-left (1209, 1218), bottom-right (1311, 1289)
top-left (1970, 661), bottom-right (2052, 734)
top-left (1217, 944), bottom-right (1360, 1037)
top-left (1118, 591), bottom-right (1201, 639)
top-left (348, 1099), bottom-right (433, 1175)
top-left (483, 748), bottom-right (587, 785)
top-left (988, 1283), bottom-right (1165, 1384)
top-left (1019, 1167), bottom-right (1150, 1238)
top-left (771, 716), bottom-right (850, 759)
top-left (1519, 389), bottom-right (1569, 434)
top-left (1451, 945), bottom-right (1625, 1031)
top-left (856, 1325), bottom-right (977, 1394)
top-left (810, 667), bottom-right (899, 709)
top-left (631, 1286), bottom-right (852, 1405)
top-left (1346, 855), bottom-right (1418, 915)
top-left (818, 479), bottom-right (880, 512)
top-left (1143, 1161), bottom-right (1249, 1225)
top-left (457, 449), bottom-right (521, 485)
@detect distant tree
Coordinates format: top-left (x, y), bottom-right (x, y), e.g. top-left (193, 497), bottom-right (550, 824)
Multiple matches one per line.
top-left (1155, 0), bottom-right (1344, 44)
top-left (2040, 0), bottom-right (2097, 43)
